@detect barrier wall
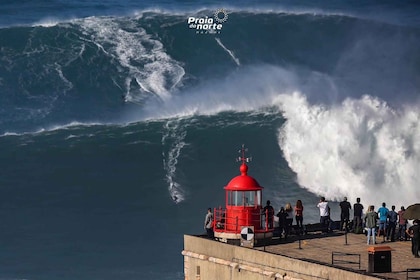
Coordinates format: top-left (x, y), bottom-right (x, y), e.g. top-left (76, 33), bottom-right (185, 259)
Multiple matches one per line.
top-left (183, 235), bottom-right (382, 280)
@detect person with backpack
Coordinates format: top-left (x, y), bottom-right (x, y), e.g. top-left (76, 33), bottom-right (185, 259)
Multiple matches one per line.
top-left (276, 207), bottom-right (288, 238)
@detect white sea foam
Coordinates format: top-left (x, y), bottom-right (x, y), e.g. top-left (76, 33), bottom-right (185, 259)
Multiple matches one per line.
top-left (0, 121), bottom-right (108, 137)
top-left (276, 92), bottom-right (420, 209)
top-left (78, 16), bottom-right (185, 102)
top-left (215, 38), bottom-right (240, 66)
top-left (161, 119), bottom-right (188, 203)
top-left (127, 65), bottom-right (292, 121)
top-left (32, 17), bottom-right (60, 27)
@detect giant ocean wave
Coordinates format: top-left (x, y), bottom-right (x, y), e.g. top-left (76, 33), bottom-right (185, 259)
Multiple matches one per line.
top-left (1, 8), bottom-right (419, 208)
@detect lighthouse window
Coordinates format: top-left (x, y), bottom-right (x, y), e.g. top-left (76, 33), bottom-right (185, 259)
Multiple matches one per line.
top-left (229, 191), bottom-right (242, 206)
top-left (244, 191), bottom-right (255, 206)
top-left (227, 191), bottom-right (261, 206)
top-left (256, 190), bottom-right (261, 206)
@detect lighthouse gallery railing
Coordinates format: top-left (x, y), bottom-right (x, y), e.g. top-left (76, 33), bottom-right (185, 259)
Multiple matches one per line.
top-left (213, 207), bottom-right (273, 233)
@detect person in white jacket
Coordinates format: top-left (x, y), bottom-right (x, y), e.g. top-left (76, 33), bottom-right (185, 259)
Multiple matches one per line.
top-left (317, 197), bottom-right (330, 233)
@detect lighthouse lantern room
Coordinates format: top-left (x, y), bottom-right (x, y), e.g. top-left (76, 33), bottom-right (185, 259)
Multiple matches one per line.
top-left (213, 145), bottom-right (273, 245)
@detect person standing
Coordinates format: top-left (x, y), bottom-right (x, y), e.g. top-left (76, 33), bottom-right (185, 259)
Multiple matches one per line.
top-left (339, 197), bottom-right (351, 231)
top-left (365, 205), bottom-right (378, 245)
top-left (263, 200), bottom-right (275, 229)
top-left (377, 202), bottom-right (389, 242)
top-left (386, 205), bottom-right (398, 242)
top-left (352, 197), bottom-right (364, 233)
top-left (397, 206), bottom-right (408, 241)
top-left (317, 197), bottom-right (329, 233)
top-left (204, 208), bottom-right (214, 238)
top-left (276, 207), bottom-right (288, 238)
top-left (284, 202), bottom-right (294, 238)
top-left (294, 200), bottom-right (304, 234)
top-left (406, 219), bottom-right (420, 258)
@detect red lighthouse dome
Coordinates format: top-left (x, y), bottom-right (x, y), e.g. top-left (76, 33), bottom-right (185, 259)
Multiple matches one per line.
top-left (225, 163), bottom-right (262, 191)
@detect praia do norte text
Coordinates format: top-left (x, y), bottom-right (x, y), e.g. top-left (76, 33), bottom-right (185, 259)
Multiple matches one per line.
top-left (188, 17), bottom-right (223, 30)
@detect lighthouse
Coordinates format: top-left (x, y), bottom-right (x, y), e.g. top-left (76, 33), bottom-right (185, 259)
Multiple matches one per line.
top-left (213, 145), bottom-right (273, 246)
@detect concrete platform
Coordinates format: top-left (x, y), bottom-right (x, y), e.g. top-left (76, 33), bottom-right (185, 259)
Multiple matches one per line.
top-left (255, 231), bottom-right (420, 280)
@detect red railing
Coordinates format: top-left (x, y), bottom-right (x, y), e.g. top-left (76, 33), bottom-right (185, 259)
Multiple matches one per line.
top-left (213, 207), bottom-right (273, 233)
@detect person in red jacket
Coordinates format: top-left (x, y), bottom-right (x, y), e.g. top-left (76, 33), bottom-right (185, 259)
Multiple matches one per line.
top-left (294, 200), bottom-right (304, 234)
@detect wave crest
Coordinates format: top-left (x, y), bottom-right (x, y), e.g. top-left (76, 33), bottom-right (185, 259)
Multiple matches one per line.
top-left (278, 92), bottom-right (420, 208)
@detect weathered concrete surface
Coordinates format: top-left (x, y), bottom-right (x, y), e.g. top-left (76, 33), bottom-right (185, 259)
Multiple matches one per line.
top-left (183, 232), bottom-right (411, 280)
top-left (258, 231), bottom-right (420, 280)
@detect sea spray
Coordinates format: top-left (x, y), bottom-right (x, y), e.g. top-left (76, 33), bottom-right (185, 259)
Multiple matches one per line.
top-left (78, 16), bottom-right (185, 102)
top-left (277, 92), bottom-right (420, 208)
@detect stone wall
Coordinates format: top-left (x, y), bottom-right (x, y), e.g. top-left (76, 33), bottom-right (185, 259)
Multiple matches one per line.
top-left (183, 235), bottom-right (381, 280)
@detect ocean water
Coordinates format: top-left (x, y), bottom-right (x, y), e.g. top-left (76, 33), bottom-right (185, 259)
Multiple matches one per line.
top-left (1, 0), bottom-right (419, 279)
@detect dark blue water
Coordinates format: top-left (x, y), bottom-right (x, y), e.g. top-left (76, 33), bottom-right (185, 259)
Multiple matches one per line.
top-left (1, 1), bottom-right (420, 279)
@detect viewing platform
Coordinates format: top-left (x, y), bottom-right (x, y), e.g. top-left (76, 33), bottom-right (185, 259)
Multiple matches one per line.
top-left (183, 230), bottom-right (420, 280)
top-left (259, 230), bottom-right (420, 280)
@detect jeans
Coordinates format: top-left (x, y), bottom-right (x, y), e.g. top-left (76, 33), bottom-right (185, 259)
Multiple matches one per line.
top-left (387, 221), bottom-right (396, 241)
top-left (206, 228), bottom-right (214, 239)
top-left (412, 238), bottom-right (419, 257)
top-left (320, 216), bottom-right (329, 232)
top-left (285, 218), bottom-right (293, 237)
top-left (398, 224), bottom-right (407, 240)
top-left (340, 214), bottom-right (350, 231)
top-left (296, 216), bottom-right (303, 233)
top-left (367, 227), bottom-right (376, 244)
top-left (353, 216), bottom-right (362, 230)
